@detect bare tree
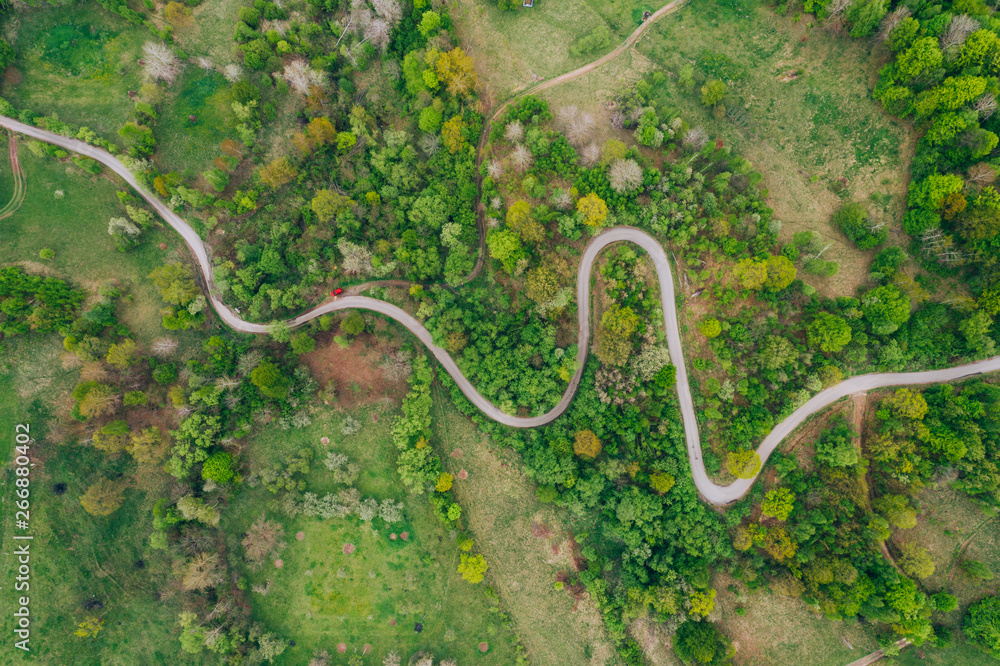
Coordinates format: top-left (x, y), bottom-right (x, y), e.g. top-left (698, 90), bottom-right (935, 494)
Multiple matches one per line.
top-left (974, 93), bottom-right (998, 120)
top-left (364, 18), bottom-right (391, 51)
top-left (941, 15), bottom-right (979, 51)
top-left (151, 337), bottom-right (179, 356)
top-left (504, 120), bottom-right (524, 144)
top-left (875, 7), bottom-right (911, 44)
top-left (195, 56), bottom-right (214, 70)
top-left (243, 514), bottom-right (287, 569)
top-left (379, 349), bottom-right (413, 381)
top-left (383, 653), bottom-right (401, 666)
top-left (682, 127), bottom-right (709, 152)
top-left (581, 142), bottom-right (601, 167)
top-left (215, 376), bottom-right (241, 392)
top-left (968, 162), bottom-right (997, 186)
top-left (373, 0), bottom-right (402, 26)
top-left (419, 133), bottom-right (440, 156)
top-left (608, 158), bottom-right (643, 193)
top-left (610, 109), bottom-right (626, 129)
top-left (142, 42), bottom-right (182, 84)
top-left (511, 144), bottom-right (533, 173)
top-left (557, 105), bottom-right (579, 125)
top-left (237, 349), bottom-right (264, 376)
top-left (567, 112), bottom-right (596, 147)
top-left (222, 63), bottom-right (244, 83)
top-left (182, 552), bottom-right (225, 591)
top-left (827, 0), bottom-right (853, 18)
top-left (486, 158), bottom-right (504, 180)
top-left (552, 189), bottom-right (573, 210)
top-left (308, 650), bottom-right (332, 666)
top-left (338, 239), bottom-right (374, 276)
top-left (283, 60), bottom-right (326, 95)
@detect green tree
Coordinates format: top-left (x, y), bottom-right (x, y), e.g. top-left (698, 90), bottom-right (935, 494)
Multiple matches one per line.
top-left (250, 361), bottom-right (289, 400)
top-left (846, 0), bottom-right (887, 37)
top-left (80, 479), bottom-right (127, 516)
top-left (761, 487), bottom-right (795, 521)
top-left (149, 263), bottom-right (200, 306)
top-left (895, 37), bottom-right (943, 81)
top-left (758, 334), bottom-right (796, 371)
top-left (573, 430), bottom-right (602, 459)
top-left (700, 79), bottom-right (726, 107)
top-left (764, 255), bottom-right (797, 291)
top-left (874, 493), bottom-right (917, 529)
top-left (699, 318), bottom-right (722, 339)
top-left (341, 311), bottom-right (365, 335)
top-left (168, 414), bottom-right (221, 478)
top-left (899, 543), bottom-right (935, 579)
top-left (862, 284), bottom-right (911, 335)
top-left (883, 387), bottom-right (928, 420)
top-left (311, 189), bottom-right (352, 223)
top-left (576, 192), bottom-right (609, 227)
top-left (907, 173), bottom-right (964, 211)
top-left (418, 105), bottom-right (442, 133)
top-left (418, 10), bottom-right (441, 37)
top-left (807, 313), bottom-right (852, 353)
top-left (833, 202), bottom-right (886, 249)
top-left (726, 450), bottom-right (762, 480)
top-left (458, 553), bottom-right (488, 583)
top-left (290, 331), bottom-right (316, 355)
top-left (201, 452), bottom-right (235, 484)
top-left (673, 620), bottom-right (730, 665)
top-left (815, 418), bottom-right (860, 467)
top-left (486, 229), bottom-right (523, 273)
top-left (965, 595), bottom-right (1000, 658)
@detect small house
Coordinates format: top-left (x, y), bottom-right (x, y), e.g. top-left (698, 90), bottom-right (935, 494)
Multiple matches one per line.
top-left (522, 0), bottom-right (533, 7)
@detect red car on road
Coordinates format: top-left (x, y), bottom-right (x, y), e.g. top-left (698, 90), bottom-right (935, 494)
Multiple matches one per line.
top-left (332, 288), bottom-right (344, 296)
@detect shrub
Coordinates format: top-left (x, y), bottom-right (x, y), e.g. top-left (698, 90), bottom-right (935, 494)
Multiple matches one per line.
top-left (833, 202), bottom-right (886, 250)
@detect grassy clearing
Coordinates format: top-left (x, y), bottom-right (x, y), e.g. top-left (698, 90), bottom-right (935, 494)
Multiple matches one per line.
top-left (154, 68), bottom-right (239, 176)
top-left (632, 0), bottom-right (912, 296)
top-left (227, 401), bottom-right (521, 664)
top-left (0, 351), bottom-right (193, 665)
top-left (2, 5), bottom-right (146, 141)
top-left (450, 0), bottom-right (653, 99)
top-left (712, 572), bottom-right (880, 666)
top-left (0, 141), bottom-right (202, 344)
top-left (172, 0), bottom-right (246, 69)
top-left (430, 387), bottom-right (622, 666)
top-left (890, 484), bottom-right (1000, 664)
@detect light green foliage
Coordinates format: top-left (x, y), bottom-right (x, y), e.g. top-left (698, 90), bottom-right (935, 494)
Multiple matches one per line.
top-left (251, 360), bottom-right (290, 400)
top-left (700, 79), bottom-right (726, 107)
top-left (201, 451), bottom-right (235, 484)
top-left (699, 318), bottom-right (722, 338)
top-left (149, 263), bottom-right (199, 306)
top-left (726, 450), bottom-right (762, 480)
top-left (895, 37), bottom-right (943, 81)
top-left (168, 414), bottom-right (221, 479)
top-left (761, 487), bottom-right (795, 521)
top-left (458, 552), bottom-right (488, 583)
top-left (807, 312), bottom-right (852, 352)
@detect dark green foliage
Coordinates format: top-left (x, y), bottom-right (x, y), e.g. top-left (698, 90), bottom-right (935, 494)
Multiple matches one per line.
top-left (814, 416), bottom-right (860, 468)
top-left (673, 620), bottom-right (730, 664)
top-left (833, 202), bottom-right (886, 250)
top-left (0, 266), bottom-right (85, 336)
top-left (965, 595), bottom-right (1000, 658)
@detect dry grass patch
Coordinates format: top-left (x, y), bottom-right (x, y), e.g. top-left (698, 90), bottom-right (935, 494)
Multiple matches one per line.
top-left (713, 572), bottom-right (879, 665)
top-left (431, 390), bottom-right (621, 665)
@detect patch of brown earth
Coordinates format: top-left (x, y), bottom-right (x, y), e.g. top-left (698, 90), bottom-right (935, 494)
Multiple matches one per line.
top-left (300, 335), bottom-right (408, 408)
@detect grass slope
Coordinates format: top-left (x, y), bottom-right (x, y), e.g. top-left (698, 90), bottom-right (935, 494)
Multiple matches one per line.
top-left (227, 403), bottom-right (522, 664)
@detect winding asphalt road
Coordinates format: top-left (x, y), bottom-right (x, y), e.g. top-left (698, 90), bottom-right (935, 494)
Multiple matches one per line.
top-left (5, 115), bottom-right (1000, 505)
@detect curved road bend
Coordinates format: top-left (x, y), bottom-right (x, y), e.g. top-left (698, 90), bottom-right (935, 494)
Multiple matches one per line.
top-left (5, 118), bottom-right (1000, 505)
